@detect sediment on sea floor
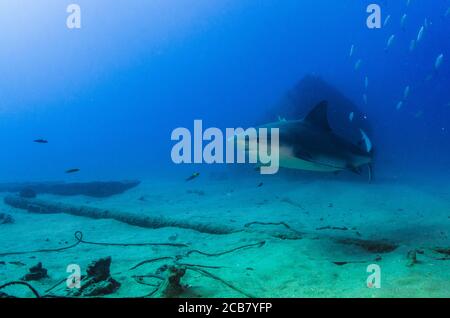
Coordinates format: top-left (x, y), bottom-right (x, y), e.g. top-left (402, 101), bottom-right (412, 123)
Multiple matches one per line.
top-left (3, 195), bottom-right (237, 235)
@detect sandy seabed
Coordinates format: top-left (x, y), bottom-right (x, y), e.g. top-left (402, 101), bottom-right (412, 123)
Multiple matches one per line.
top-left (0, 174), bottom-right (449, 298)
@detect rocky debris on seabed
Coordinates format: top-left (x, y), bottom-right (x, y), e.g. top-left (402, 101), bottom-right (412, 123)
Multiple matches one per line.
top-left (0, 213), bottom-right (14, 224)
top-left (336, 238), bottom-right (398, 253)
top-left (22, 262), bottom-right (49, 281)
top-left (155, 265), bottom-right (187, 298)
top-left (19, 188), bottom-right (37, 198)
top-left (69, 257), bottom-right (120, 297)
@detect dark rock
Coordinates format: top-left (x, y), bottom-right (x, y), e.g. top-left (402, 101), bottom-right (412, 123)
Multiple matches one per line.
top-left (337, 238), bottom-right (398, 253)
top-left (19, 188), bottom-right (37, 198)
top-left (86, 257), bottom-right (112, 282)
top-left (22, 262), bottom-right (49, 281)
top-left (71, 257), bottom-right (120, 297)
top-left (81, 278), bottom-right (121, 297)
top-left (156, 265), bottom-right (187, 298)
top-left (0, 213), bottom-right (14, 224)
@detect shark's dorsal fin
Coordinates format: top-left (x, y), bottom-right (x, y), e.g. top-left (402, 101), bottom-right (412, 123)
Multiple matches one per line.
top-left (304, 101), bottom-right (331, 131)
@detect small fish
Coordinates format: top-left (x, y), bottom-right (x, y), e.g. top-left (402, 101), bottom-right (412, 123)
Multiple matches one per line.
top-left (385, 34), bottom-right (395, 51)
top-left (417, 25), bottom-right (424, 42)
top-left (363, 94), bottom-right (368, 105)
top-left (349, 112), bottom-right (354, 122)
top-left (257, 182), bottom-right (264, 188)
top-left (403, 85), bottom-right (410, 100)
top-left (354, 59), bottom-right (362, 71)
top-left (396, 101), bottom-right (404, 110)
top-left (349, 44), bottom-right (355, 58)
top-left (65, 168), bottom-right (80, 174)
top-left (185, 172), bottom-right (200, 181)
top-left (409, 39), bottom-right (416, 52)
top-left (383, 15), bottom-right (391, 27)
top-left (33, 139), bottom-right (48, 144)
top-left (423, 17), bottom-right (429, 29)
top-left (400, 14), bottom-right (407, 29)
top-left (435, 53), bottom-right (444, 70)
top-left (364, 76), bottom-right (369, 89)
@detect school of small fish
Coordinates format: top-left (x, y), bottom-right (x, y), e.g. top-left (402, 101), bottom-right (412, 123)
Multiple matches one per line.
top-left (348, 0), bottom-right (447, 115)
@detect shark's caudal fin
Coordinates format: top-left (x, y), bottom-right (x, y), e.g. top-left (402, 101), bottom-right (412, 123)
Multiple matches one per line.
top-left (304, 101), bottom-right (332, 131)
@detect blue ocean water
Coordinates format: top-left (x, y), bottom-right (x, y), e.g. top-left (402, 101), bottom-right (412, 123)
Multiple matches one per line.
top-left (0, 0), bottom-right (448, 183)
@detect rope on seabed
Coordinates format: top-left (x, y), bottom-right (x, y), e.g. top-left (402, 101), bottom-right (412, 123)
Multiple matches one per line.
top-left (0, 231), bottom-right (188, 257)
top-left (0, 281), bottom-right (41, 298)
top-left (0, 222), bottom-right (296, 298)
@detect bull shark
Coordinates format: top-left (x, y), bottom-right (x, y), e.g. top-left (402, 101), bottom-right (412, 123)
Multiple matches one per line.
top-left (240, 101), bottom-right (374, 179)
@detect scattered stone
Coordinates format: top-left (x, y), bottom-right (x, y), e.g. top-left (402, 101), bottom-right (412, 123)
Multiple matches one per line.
top-left (406, 250), bottom-right (417, 267)
top-left (0, 213), bottom-right (14, 224)
top-left (19, 188), bottom-right (37, 198)
top-left (155, 265), bottom-right (187, 298)
top-left (70, 257), bottom-right (120, 297)
top-left (22, 262), bottom-right (49, 281)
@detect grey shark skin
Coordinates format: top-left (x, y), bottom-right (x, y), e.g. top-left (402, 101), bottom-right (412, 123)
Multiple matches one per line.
top-left (257, 101), bottom-right (373, 176)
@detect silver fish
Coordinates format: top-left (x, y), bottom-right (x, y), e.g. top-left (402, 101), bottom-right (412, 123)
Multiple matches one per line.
top-left (417, 25), bottom-right (424, 42)
top-left (354, 59), bottom-right (362, 71)
top-left (383, 15), bottom-right (391, 27)
top-left (435, 54), bottom-right (444, 70)
top-left (404, 86), bottom-right (410, 100)
top-left (401, 14), bottom-right (407, 29)
top-left (385, 34), bottom-right (395, 51)
top-left (349, 44), bottom-right (355, 57)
